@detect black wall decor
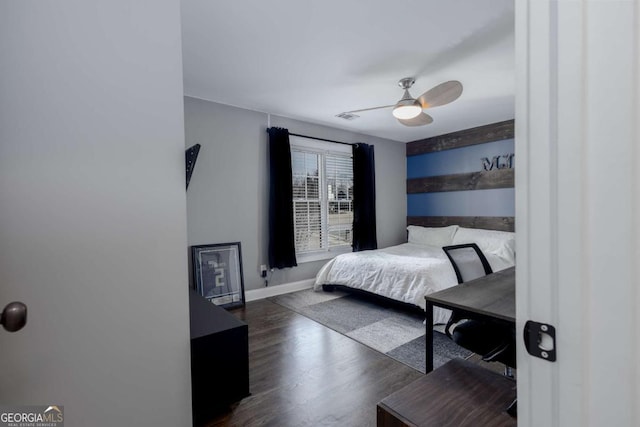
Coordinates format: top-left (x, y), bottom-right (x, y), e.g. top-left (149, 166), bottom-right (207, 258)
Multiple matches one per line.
top-left (186, 143), bottom-right (201, 189)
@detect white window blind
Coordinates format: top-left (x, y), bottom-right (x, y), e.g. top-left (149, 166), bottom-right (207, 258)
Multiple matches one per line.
top-left (290, 136), bottom-right (353, 259)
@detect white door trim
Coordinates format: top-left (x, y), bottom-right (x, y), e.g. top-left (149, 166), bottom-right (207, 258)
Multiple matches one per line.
top-left (516, 1), bottom-right (640, 425)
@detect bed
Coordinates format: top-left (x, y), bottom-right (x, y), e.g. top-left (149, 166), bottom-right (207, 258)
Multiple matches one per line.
top-left (313, 225), bottom-right (516, 325)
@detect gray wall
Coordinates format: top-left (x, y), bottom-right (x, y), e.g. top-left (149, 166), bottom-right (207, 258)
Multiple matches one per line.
top-left (0, 2), bottom-right (192, 426)
top-left (185, 96), bottom-right (407, 291)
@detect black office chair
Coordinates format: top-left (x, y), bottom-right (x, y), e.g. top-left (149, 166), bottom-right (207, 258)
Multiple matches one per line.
top-left (442, 243), bottom-right (517, 417)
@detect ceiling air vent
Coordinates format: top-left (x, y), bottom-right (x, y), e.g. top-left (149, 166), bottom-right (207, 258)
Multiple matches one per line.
top-left (335, 112), bottom-right (360, 121)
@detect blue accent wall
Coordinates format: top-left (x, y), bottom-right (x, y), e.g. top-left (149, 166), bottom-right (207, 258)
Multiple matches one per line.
top-left (407, 138), bottom-right (515, 218)
top-left (408, 189), bottom-right (515, 216)
top-left (407, 139), bottom-right (514, 178)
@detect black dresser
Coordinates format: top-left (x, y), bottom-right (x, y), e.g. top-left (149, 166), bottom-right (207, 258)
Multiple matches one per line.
top-left (189, 290), bottom-right (249, 426)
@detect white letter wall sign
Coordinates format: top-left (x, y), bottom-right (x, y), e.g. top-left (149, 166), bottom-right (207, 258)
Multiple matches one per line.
top-left (482, 153), bottom-right (514, 171)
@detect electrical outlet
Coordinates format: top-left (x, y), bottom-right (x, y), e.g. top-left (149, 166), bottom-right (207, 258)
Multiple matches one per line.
top-left (260, 264), bottom-right (268, 278)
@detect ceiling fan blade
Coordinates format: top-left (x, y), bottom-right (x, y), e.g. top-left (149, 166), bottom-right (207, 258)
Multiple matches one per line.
top-left (398, 112), bottom-right (433, 127)
top-left (417, 81), bottom-right (463, 109)
top-left (344, 104), bottom-right (395, 114)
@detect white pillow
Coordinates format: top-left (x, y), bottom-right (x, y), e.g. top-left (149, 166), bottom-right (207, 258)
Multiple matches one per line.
top-left (407, 225), bottom-right (458, 247)
top-left (484, 253), bottom-right (515, 272)
top-left (452, 227), bottom-right (516, 265)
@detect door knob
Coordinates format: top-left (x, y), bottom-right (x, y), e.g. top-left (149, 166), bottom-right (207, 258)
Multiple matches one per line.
top-left (1, 302), bottom-right (27, 332)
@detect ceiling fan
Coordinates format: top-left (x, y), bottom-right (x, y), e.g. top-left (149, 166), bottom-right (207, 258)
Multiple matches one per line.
top-left (338, 78), bottom-right (463, 127)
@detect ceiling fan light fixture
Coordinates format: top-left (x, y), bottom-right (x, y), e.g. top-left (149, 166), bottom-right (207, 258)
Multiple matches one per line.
top-left (392, 99), bottom-right (422, 119)
top-left (337, 79), bottom-right (461, 127)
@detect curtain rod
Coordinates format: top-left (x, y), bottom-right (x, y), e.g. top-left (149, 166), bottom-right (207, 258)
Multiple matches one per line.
top-left (288, 132), bottom-right (354, 146)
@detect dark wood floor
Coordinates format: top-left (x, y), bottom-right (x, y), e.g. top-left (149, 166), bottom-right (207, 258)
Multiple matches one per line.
top-left (205, 299), bottom-right (423, 427)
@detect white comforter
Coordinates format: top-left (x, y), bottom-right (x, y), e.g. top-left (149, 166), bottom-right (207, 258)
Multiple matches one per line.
top-left (314, 243), bottom-right (513, 325)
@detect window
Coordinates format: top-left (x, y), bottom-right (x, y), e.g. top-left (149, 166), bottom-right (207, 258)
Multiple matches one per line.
top-left (290, 136), bottom-right (353, 261)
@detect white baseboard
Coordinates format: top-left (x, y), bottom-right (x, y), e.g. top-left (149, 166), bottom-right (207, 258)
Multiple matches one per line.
top-left (245, 279), bottom-right (315, 302)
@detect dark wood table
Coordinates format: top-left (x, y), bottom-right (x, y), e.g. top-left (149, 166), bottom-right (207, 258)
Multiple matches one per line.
top-left (189, 290), bottom-right (249, 426)
top-left (377, 358), bottom-right (516, 427)
top-left (424, 266), bottom-right (515, 373)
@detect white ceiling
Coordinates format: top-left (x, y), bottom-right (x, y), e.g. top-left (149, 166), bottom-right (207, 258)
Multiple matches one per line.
top-left (181, 0), bottom-right (515, 143)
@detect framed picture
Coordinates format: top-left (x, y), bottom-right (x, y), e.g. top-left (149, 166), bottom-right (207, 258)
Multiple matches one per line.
top-left (192, 242), bottom-right (245, 309)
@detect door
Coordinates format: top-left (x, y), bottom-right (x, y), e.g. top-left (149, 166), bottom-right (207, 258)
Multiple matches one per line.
top-left (516, 1), bottom-right (639, 425)
top-left (0, 2), bottom-right (192, 426)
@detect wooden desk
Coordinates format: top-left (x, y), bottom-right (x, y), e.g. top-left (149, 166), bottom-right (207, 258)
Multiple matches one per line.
top-left (377, 358), bottom-right (516, 427)
top-left (424, 267), bottom-right (515, 373)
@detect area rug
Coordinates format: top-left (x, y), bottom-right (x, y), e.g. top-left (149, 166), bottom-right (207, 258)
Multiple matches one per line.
top-left (269, 288), bottom-right (471, 373)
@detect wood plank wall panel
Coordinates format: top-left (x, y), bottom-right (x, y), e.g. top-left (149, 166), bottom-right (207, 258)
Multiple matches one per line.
top-left (406, 120), bottom-right (515, 233)
top-left (406, 119), bottom-right (515, 156)
top-left (407, 216), bottom-right (515, 232)
top-left (407, 169), bottom-right (514, 194)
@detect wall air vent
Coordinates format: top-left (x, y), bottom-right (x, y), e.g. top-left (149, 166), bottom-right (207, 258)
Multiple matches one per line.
top-left (335, 112), bottom-right (360, 121)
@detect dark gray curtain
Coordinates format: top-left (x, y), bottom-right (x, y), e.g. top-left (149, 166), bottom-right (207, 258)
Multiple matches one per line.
top-left (267, 127), bottom-right (297, 268)
top-left (352, 143), bottom-right (377, 251)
